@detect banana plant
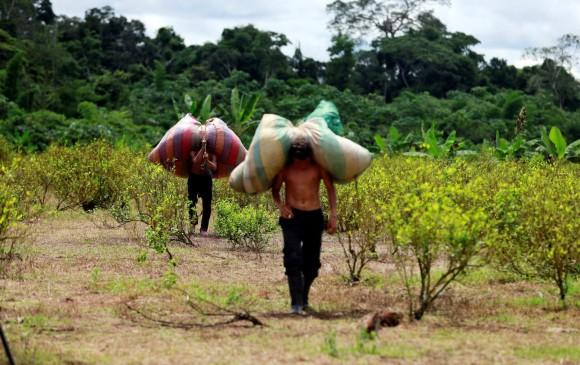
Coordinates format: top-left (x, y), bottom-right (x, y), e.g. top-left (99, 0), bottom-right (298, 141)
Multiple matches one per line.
top-left (406, 124), bottom-right (468, 158)
top-left (184, 94), bottom-right (214, 122)
top-left (374, 126), bottom-right (414, 155)
top-left (538, 126), bottom-right (580, 162)
top-left (224, 87), bottom-right (261, 137)
top-left (495, 131), bottom-right (526, 160)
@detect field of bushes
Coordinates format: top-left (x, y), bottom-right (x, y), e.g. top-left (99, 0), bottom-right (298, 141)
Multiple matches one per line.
top-left (0, 140), bottom-right (578, 364)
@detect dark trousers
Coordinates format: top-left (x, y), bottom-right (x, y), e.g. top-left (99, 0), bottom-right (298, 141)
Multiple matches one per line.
top-left (187, 173), bottom-right (212, 231)
top-left (279, 208), bottom-right (324, 307)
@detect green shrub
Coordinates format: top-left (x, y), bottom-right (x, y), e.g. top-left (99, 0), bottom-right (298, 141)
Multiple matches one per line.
top-left (214, 200), bottom-right (277, 253)
top-left (491, 162), bottom-right (580, 301)
top-left (0, 180), bottom-right (25, 271)
top-left (213, 179), bottom-right (276, 210)
top-left (336, 168), bottom-right (383, 282)
top-left (110, 154), bottom-right (193, 257)
top-left (2, 141), bottom-right (129, 212)
top-left (33, 141), bottom-right (133, 211)
top-left (371, 156), bottom-right (495, 320)
top-left (0, 135), bottom-right (14, 165)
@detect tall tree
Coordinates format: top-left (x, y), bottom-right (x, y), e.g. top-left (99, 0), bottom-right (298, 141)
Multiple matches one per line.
top-left (327, 0), bottom-right (449, 40)
top-left (525, 34), bottom-right (580, 109)
top-left (209, 25), bottom-right (291, 84)
top-left (327, 0), bottom-right (450, 100)
top-left (291, 47), bottom-right (323, 82)
top-left (483, 57), bottom-right (521, 90)
top-left (152, 27), bottom-right (185, 66)
top-left (4, 52), bottom-right (24, 102)
top-left (325, 33), bottom-right (356, 90)
top-left (0, 0), bottom-right (38, 37)
top-left (34, 0), bottom-right (55, 24)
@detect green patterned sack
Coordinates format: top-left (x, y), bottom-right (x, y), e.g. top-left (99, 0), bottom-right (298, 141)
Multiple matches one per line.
top-left (304, 100), bottom-right (344, 135)
top-left (229, 114), bottom-right (371, 194)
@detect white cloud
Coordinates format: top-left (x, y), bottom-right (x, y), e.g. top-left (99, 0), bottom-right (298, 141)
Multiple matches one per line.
top-left (432, 0), bottom-right (580, 76)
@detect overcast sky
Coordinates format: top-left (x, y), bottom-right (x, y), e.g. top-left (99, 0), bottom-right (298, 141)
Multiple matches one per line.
top-left (51, 0), bottom-right (580, 75)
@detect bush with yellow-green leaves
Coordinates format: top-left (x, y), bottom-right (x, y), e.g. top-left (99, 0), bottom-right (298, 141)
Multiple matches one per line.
top-left (345, 155), bottom-right (578, 319)
top-left (368, 157), bottom-right (493, 319)
top-left (2, 141), bottom-right (192, 261)
top-left (105, 150), bottom-right (193, 259)
top-left (0, 180), bottom-right (25, 270)
top-left (214, 199), bottom-right (278, 253)
top-left (1, 142), bottom-right (578, 310)
top-left (336, 165), bottom-right (386, 282)
top-left (490, 161), bottom-right (579, 301)
top-left (2, 140), bottom-right (133, 212)
top-left (0, 135), bottom-right (14, 166)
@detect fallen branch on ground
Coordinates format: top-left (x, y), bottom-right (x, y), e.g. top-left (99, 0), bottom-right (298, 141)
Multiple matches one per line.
top-left (121, 288), bottom-right (264, 329)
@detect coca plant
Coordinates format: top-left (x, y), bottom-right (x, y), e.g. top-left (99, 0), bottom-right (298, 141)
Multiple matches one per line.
top-left (491, 161), bottom-right (580, 302)
top-left (374, 157), bottom-right (493, 320)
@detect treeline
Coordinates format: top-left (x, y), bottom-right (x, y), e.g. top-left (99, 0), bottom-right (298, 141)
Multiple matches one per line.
top-left (0, 0), bottom-right (579, 151)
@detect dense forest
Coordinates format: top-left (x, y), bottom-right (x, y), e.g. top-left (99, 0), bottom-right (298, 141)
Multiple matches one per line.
top-left (1, 0), bottom-right (579, 151)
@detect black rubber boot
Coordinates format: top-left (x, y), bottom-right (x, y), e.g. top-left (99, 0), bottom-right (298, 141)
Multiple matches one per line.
top-left (287, 274), bottom-right (304, 308)
top-left (303, 275), bottom-right (316, 308)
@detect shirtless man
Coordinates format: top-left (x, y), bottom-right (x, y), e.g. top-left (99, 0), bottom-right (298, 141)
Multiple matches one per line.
top-left (272, 137), bottom-right (337, 314)
top-left (189, 140), bottom-right (217, 237)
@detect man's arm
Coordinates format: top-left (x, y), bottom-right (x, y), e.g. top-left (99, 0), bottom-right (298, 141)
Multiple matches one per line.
top-left (272, 172), bottom-right (293, 218)
top-left (321, 168), bottom-right (337, 234)
top-left (192, 148), bottom-right (204, 165)
top-left (204, 152), bottom-right (217, 171)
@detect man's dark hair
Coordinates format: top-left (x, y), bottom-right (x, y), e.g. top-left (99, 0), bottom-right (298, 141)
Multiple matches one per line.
top-left (288, 140), bottom-right (312, 163)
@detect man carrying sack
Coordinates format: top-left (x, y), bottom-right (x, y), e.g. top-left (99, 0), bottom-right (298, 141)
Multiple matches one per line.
top-left (272, 137), bottom-right (337, 315)
top-left (188, 135), bottom-right (217, 237)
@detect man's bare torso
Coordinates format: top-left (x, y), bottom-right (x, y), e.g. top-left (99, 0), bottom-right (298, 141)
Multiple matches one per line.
top-left (281, 160), bottom-right (322, 211)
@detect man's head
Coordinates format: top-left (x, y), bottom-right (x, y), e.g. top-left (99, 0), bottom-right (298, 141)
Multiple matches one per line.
top-left (289, 137), bottom-right (312, 161)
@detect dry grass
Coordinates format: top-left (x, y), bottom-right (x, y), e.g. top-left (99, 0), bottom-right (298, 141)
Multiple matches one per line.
top-left (0, 210), bottom-right (579, 365)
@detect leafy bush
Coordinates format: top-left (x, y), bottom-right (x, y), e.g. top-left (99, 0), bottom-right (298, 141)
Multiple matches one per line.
top-left (369, 156), bottom-right (495, 320)
top-left (336, 170), bottom-right (383, 282)
top-left (214, 200), bottom-right (277, 253)
top-left (3, 152), bottom-right (56, 209)
top-left (1, 140), bottom-right (133, 212)
top-left (491, 162), bottom-right (580, 301)
top-left (41, 141), bottom-right (132, 211)
top-left (0, 180), bottom-right (26, 272)
top-left (109, 154), bottom-right (193, 257)
top-left (0, 135), bottom-right (14, 165)
top-left (213, 179), bottom-right (276, 210)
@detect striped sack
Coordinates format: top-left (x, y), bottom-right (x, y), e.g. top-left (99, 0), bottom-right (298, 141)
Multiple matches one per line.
top-left (148, 114), bottom-right (246, 178)
top-left (229, 114), bottom-right (372, 193)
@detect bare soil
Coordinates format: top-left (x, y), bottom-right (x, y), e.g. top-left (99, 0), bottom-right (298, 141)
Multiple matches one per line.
top-left (1, 211), bottom-right (578, 364)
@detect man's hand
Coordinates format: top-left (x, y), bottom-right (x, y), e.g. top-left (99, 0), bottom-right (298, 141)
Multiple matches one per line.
top-left (280, 205), bottom-right (293, 219)
top-left (326, 214), bottom-right (337, 234)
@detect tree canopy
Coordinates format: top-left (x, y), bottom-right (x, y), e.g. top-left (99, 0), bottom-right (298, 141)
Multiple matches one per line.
top-left (0, 0), bottom-right (579, 151)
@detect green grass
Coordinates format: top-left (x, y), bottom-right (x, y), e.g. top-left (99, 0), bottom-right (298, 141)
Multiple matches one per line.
top-left (21, 314), bottom-right (50, 330)
top-left (515, 345), bottom-right (580, 362)
top-left (458, 267), bottom-right (521, 286)
top-left (321, 329), bottom-right (423, 360)
top-left (361, 271), bottom-right (386, 289)
top-left (106, 276), bottom-right (158, 295)
top-left (12, 346), bottom-right (62, 365)
top-left (510, 295), bottom-right (551, 308)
